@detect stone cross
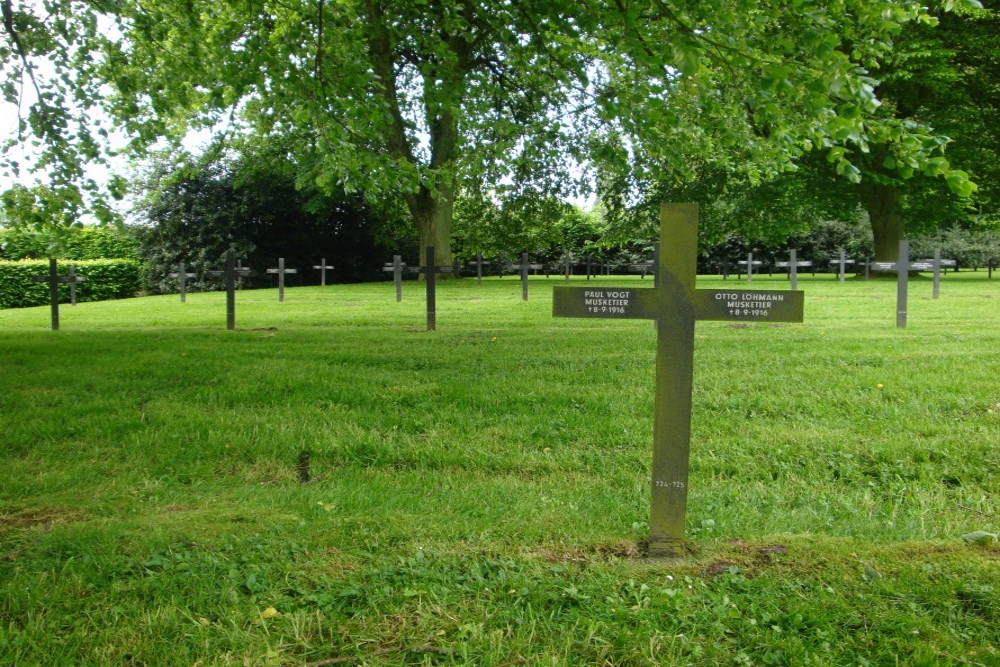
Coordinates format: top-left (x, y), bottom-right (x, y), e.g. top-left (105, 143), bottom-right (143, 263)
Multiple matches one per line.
top-left (475, 253), bottom-right (483, 285)
top-left (736, 254), bottom-right (763, 283)
top-left (918, 248), bottom-right (955, 300)
top-left (562, 251), bottom-right (572, 281)
top-left (267, 258), bottom-right (297, 302)
top-left (413, 246), bottom-right (453, 330)
top-left (774, 250), bottom-right (812, 290)
top-left (383, 255), bottom-right (409, 302)
top-left (554, 204), bottom-right (804, 558)
top-left (870, 240), bottom-right (936, 328)
top-left (168, 261), bottom-right (197, 302)
top-left (519, 253), bottom-right (544, 300)
top-left (31, 258), bottom-right (87, 330)
top-left (313, 258), bottom-right (334, 286)
top-left (208, 250), bottom-right (251, 330)
top-left (829, 249), bottom-right (856, 283)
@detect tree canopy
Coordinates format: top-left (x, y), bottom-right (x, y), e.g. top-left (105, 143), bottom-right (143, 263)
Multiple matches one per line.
top-left (1, 0), bottom-right (984, 262)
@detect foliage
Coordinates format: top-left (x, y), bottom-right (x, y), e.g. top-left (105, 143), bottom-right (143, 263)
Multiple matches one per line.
top-left (0, 258), bottom-right (142, 308)
top-left (0, 224), bottom-right (139, 261)
top-left (133, 147), bottom-right (396, 293)
top-left (2, 0), bottom-right (986, 264)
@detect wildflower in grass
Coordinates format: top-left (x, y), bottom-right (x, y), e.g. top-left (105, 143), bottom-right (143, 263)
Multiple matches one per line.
top-left (260, 607), bottom-right (282, 619)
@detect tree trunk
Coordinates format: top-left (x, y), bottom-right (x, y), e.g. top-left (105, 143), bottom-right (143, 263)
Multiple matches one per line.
top-left (861, 182), bottom-right (905, 262)
top-left (407, 180), bottom-right (455, 275)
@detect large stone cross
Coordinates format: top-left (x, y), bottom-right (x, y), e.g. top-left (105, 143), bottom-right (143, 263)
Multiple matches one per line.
top-left (553, 204), bottom-right (804, 558)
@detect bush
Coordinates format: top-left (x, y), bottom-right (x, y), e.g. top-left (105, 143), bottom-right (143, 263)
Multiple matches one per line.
top-left (0, 259), bottom-right (143, 309)
top-left (0, 226), bottom-right (140, 261)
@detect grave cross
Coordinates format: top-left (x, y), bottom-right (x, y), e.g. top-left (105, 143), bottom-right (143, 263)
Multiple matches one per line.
top-left (267, 258), bottom-right (298, 302)
top-left (313, 258), bottom-right (334, 286)
top-left (518, 253), bottom-right (544, 300)
top-left (917, 248), bottom-right (955, 300)
top-left (829, 249), bottom-right (856, 284)
top-left (31, 258), bottom-right (87, 330)
top-left (208, 250), bottom-right (252, 330)
top-left (774, 250), bottom-right (813, 290)
top-left (870, 240), bottom-right (938, 328)
top-left (383, 255), bottom-right (413, 302)
top-left (168, 261), bottom-right (197, 302)
top-left (736, 254), bottom-right (764, 283)
top-left (412, 246), bottom-right (454, 330)
top-left (554, 204), bottom-right (805, 558)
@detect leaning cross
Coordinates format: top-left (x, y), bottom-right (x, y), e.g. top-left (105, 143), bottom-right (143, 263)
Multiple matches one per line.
top-left (168, 261), bottom-right (197, 302)
top-left (31, 258), bottom-right (87, 330)
top-left (313, 258), bottom-right (334, 286)
top-left (553, 204), bottom-right (805, 558)
top-left (267, 258), bottom-right (298, 302)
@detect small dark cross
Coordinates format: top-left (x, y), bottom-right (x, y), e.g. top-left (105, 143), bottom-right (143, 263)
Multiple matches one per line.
top-left (870, 240), bottom-right (937, 328)
top-left (554, 204), bottom-right (804, 558)
top-left (413, 246), bottom-right (453, 330)
top-left (774, 250), bottom-right (812, 290)
top-left (736, 254), bottom-right (763, 283)
top-left (267, 258), bottom-right (298, 302)
top-left (168, 261), bottom-right (197, 302)
top-left (563, 251), bottom-right (572, 281)
top-left (313, 258), bottom-right (334, 286)
top-left (208, 250), bottom-right (251, 330)
top-left (519, 253), bottom-right (544, 300)
top-left (31, 258), bottom-right (87, 330)
top-left (829, 249), bottom-right (856, 283)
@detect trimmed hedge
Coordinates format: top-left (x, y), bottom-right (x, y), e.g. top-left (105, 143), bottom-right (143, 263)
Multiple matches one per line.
top-left (0, 226), bottom-right (140, 262)
top-left (0, 259), bottom-right (143, 309)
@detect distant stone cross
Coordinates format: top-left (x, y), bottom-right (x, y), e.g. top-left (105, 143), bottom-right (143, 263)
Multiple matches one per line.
top-left (383, 255), bottom-right (414, 302)
top-left (553, 204), bottom-right (805, 558)
top-left (209, 250), bottom-right (252, 330)
top-left (774, 250), bottom-right (812, 290)
top-left (313, 258), bottom-right (334, 286)
top-left (168, 261), bottom-right (197, 302)
top-left (267, 258), bottom-right (297, 302)
top-left (519, 253), bottom-right (543, 301)
top-left (829, 249), bottom-right (856, 284)
top-left (737, 254), bottom-right (764, 283)
top-left (31, 258), bottom-right (87, 330)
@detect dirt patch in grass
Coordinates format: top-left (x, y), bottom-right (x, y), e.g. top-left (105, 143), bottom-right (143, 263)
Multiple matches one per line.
top-left (0, 506), bottom-right (86, 534)
top-left (529, 539), bottom-right (643, 563)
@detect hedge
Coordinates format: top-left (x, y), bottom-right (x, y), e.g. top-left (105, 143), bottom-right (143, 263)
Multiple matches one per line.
top-left (0, 259), bottom-right (143, 309)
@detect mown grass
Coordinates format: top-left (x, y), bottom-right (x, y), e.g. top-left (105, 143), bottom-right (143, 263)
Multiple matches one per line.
top-left (1, 271), bottom-right (998, 665)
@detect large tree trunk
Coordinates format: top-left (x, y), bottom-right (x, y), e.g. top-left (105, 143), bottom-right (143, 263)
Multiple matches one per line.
top-left (861, 182), bottom-right (905, 262)
top-left (408, 181), bottom-right (455, 274)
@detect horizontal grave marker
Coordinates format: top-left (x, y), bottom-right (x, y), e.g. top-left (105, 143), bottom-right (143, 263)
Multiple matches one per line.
top-left (554, 204), bottom-right (804, 558)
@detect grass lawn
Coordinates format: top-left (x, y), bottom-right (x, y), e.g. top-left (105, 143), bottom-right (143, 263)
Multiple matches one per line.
top-left (1, 271), bottom-right (998, 665)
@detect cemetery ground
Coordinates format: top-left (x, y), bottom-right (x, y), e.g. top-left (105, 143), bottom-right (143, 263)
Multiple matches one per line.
top-left (0, 273), bottom-right (998, 666)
